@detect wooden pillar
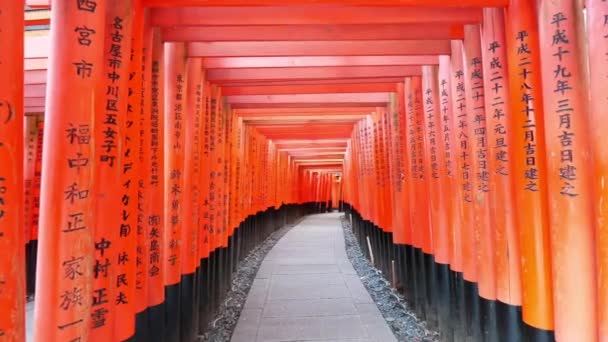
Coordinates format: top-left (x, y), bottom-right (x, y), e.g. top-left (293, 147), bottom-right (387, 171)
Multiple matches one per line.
top-left (163, 41), bottom-right (187, 341)
top-left (90, 0), bottom-right (134, 339)
top-left (587, 1), bottom-right (608, 339)
top-left (505, 0), bottom-right (555, 338)
top-left (537, 1), bottom-right (598, 341)
top-left (34, 0), bottom-right (106, 340)
top-left (450, 39), bottom-right (479, 340)
top-left (24, 115), bottom-right (41, 297)
top-left (480, 7), bottom-right (523, 340)
top-left (130, 2), bottom-right (149, 329)
top-left (438, 55), bottom-right (460, 342)
top-left (463, 24), bottom-right (498, 340)
top-left (144, 27), bottom-right (166, 338)
top-left (0, 1), bottom-right (25, 340)
top-left (114, 1), bottom-right (138, 339)
top-left (180, 57), bottom-right (204, 341)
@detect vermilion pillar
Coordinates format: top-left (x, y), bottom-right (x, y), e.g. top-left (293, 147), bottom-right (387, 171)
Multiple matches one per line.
top-left (182, 58), bottom-right (203, 279)
top-left (480, 7), bottom-right (523, 340)
top-left (164, 41), bottom-right (188, 341)
top-left (113, 1), bottom-right (137, 339)
top-left (438, 54), bottom-right (460, 341)
top-left (146, 26), bottom-right (167, 324)
top-left (0, 1), bottom-right (25, 340)
top-left (450, 39), bottom-right (477, 340)
top-left (34, 0), bottom-right (106, 340)
top-left (424, 64), bottom-right (453, 337)
top-left (463, 24), bottom-right (498, 340)
top-left (180, 57), bottom-right (204, 341)
top-left (131, 2), bottom-right (150, 324)
top-left (438, 56), bottom-right (460, 273)
top-left (505, 0), bottom-right (555, 337)
top-left (538, 1), bottom-right (598, 341)
top-left (24, 116), bottom-right (40, 296)
top-left (90, 0), bottom-right (134, 338)
top-left (587, 1), bottom-right (608, 339)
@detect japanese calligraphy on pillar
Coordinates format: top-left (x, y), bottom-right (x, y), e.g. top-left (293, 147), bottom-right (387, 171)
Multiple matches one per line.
top-left (183, 58), bottom-right (204, 273)
top-left (514, 30), bottom-right (541, 193)
top-left (425, 80), bottom-right (439, 180)
top-left (545, 12), bottom-right (577, 197)
top-left (468, 57), bottom-right (489, 194)
top-left (131, 6), bottom-right (149, 314)
top-left (34, 1), bottom-right (106, 340)
top-left (164, 43), bottom-right (186, 285)
top-left (485, 38), bottom-right (509, 177)
top-left (539, 3), bottom-right (598, 341)
top-left (439, 71), bottom-right (453, 179)
top-left (31, 121), bottom-right (44, 239)
top-left (452, 56), bottom-right (472, 203)
top-left (145, 28), bottom-right (165, 306)
top-left (105, 3), bottom-right (136, 338)
top-left (23, 117), bottom-right (40, 245)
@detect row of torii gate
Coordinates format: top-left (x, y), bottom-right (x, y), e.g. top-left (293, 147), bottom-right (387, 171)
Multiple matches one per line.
top-left (1, 0), bottom-right (608, 342)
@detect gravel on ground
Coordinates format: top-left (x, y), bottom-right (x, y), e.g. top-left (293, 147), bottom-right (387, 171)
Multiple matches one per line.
top-left (340, 214), bottom-right (440, 342)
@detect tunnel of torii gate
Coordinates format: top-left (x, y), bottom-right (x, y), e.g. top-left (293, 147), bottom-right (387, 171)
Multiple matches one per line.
top-left (1, 0), bottom-right (608, 341)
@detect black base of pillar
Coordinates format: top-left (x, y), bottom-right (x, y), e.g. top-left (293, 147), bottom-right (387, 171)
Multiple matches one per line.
top-left (163, 283), bottom-right (181, 342)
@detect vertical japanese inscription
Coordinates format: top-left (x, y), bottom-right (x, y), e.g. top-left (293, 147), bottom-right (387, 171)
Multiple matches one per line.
top-left (515, 30), bottom-right (541, 192)
top-left (454, 58), bottom-right (472, 203)
top-left (34, 1), bottom-right (106, 340)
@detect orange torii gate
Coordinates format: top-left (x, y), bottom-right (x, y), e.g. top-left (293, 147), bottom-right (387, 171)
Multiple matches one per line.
top-left (4, 0), bottom-right (608, 341)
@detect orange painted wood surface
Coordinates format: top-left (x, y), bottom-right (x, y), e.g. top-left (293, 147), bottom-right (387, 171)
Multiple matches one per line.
top-left (33, 0), bottom-right (106, 340)
top-left (0, 1), bottom-right (25, 340)
top-left (505, 0), bottom-right (554, 331)
top-left (587, 0), bottom-right (608, 339)
top-left (538, 0), bottom-right (598, 340)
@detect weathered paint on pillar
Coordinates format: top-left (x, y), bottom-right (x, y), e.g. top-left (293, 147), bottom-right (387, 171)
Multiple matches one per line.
top-left (587, 0), bottom-right (608, 339)
top-left (0, 1), bottom-right (25, 340)
top-left (538, 1), bottom-right (598, 340)
top-left (505, 0), bottom-right (555, 333)
top-left (481, 7), bottom-right (522, 307)
top-left (34, 0), bottom-right (106, 340)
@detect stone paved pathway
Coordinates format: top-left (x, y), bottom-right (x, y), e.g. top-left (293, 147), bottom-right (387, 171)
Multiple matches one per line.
top-left (232, 213), bottom-right (397, 342)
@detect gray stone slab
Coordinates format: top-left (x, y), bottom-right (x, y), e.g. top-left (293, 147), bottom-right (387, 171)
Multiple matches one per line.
top-left (257, 315), bottom-right (368, 341)
top-left (272, 264), bottom-right (341, 275)
top-left (356, 304), bottom-right (398, 342)
top-left (262, 298), bottom-right (358, 318)
top-left (231, 309), bottom-right (262, 342)
top-left (343, 274), bottom-right (374, 304)
top-left (244, 278), bottom-right (271, 309)
top-left (271, 273), bottom-right (345, 286)
top-left (267, 280), bottom-right (350, 301)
